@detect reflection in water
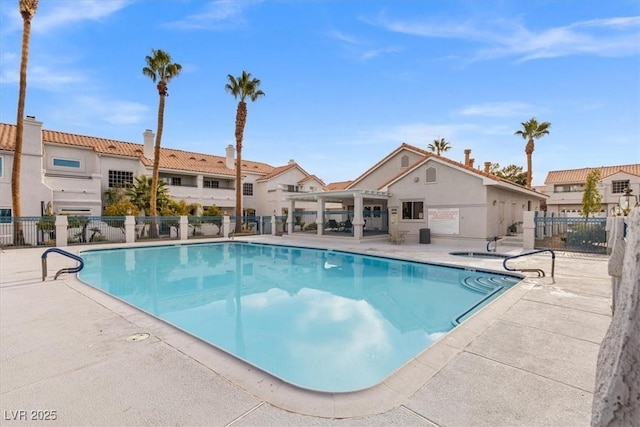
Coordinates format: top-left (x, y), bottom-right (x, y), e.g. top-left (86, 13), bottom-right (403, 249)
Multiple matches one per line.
top-left (79, 242), bottom-right (517, 392)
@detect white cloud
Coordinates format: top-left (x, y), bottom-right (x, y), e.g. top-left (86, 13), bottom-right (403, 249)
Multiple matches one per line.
top-left (166, 0), bottom-right (261, 30)
top-left (366, 13), bottom-right (640, 62)
top-left (360, 46), bottom-right (402, 61)
top-left (458, 102), bottom-right (535, 118)
top-left (32, 0), bottom-right (132, 34)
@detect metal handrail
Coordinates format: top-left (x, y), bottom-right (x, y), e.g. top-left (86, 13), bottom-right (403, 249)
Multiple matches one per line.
top-left (502, 249), bottom-right (555, 278)
top-left (41, 248), bottom-right (85, 281)
top-left (452, 286), bottom-right (504, 326)
top-left (486, 236), bottom-right (500, 252)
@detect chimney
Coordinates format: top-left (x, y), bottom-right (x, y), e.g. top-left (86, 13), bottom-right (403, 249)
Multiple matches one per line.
top-left (484, 161), bottom-right (492, 173)
top-left (23, 115), bottom-right (43, 156)
top-left (288, 159), bottom-right (296, 165)
top-left (143, 129), bottom-right (154, 159)
top-left (225, 144), bottom-right (235, 169)
top-left (464, 149), bottom-right (471, 166)
top-left (469, 158), bottom-right (475, 168)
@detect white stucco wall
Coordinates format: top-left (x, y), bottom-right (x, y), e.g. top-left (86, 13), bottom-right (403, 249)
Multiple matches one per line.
top-left (353, 149), bottom-right (424, 191)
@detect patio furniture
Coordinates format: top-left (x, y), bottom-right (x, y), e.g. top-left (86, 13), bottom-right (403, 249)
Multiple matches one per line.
top-left (390, 229), bottom-right (408, 244)
top-left (326, 219), bottom-right (339, 231)
top-left (340, 219), bottom-right (352, 232)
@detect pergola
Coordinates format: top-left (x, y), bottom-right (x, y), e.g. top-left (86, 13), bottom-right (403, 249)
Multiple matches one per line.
top-left (284, 189), bottom-right (391, 239)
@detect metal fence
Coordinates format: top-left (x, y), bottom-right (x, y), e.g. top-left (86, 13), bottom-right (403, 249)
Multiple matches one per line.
top-left (535, 213), bottom-right (607, 254)
top-left (135, 216), bottom-right (181, 242)
top-left (66, 216), bottom-right (126, 246)
top-left (0, 217), bottom-right (55, 248)
top-left (187, 216), bottom-right (223, 239)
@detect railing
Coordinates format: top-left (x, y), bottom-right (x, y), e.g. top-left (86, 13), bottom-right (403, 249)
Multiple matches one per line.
top-left (452, 286), bottom-right (504, 326)
top-left (187, 216), bottom-right (223, 239)
top-left (41, 247), bottom-right (84, 280)
top-left (503, 249), bottom-right (556, 278)
top-left (0, 217), bottom-right (56, 248)
top-left (486, 236), bottom-right (500, 252)
top-left (135, 216), bottom-right (180, 241)
top-left (67, 216), bottom-right (126, 246)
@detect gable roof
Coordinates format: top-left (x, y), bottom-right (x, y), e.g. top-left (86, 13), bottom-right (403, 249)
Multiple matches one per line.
top-left (346, 143), bottom-right (430, 189)
top-left (0, 122), bottom-right (273, 177)
top-left (544, 164), bottom-right (640, 184)
top-left (372, 142), bottom-right (538, 192)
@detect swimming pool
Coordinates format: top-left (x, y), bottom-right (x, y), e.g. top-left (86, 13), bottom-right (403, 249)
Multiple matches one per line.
top-left (78, 242), bottom-right (521, 392)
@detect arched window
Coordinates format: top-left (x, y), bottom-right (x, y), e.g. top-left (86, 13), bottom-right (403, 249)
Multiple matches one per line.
top-left (401, 155), bottom-right (409, 168)
top-left (426, 167), bottom-right (437, 183)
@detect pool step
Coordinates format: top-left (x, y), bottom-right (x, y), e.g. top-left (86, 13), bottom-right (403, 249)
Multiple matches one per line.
top-left (460, 275), bottom-right (519, 294)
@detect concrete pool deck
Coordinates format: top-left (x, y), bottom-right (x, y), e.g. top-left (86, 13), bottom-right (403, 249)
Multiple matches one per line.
top-left (0, 237), bottom-right (612, 426)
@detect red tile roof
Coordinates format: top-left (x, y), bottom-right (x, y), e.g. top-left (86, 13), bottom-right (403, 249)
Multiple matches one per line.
top-left (544, 165), bottom-right (640, 184)
top-left (0, 122), bottom-right (273, 177)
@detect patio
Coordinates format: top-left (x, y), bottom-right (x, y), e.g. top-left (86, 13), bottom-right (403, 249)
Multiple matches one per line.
top-left (1, 237), bottom-right (611, 426)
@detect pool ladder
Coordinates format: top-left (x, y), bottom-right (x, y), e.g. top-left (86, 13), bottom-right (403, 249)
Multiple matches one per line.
top-left (41, 248), bottom-right (85, 281)
top-left (502, 249), bottom-right (555, 278)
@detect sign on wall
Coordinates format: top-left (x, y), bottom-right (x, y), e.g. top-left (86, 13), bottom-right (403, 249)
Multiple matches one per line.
top-left (428, 208), bottom-right (459, 235)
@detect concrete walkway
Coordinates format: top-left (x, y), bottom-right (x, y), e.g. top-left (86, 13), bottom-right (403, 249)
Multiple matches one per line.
top-left (0, 237), bottom-right (611, 426)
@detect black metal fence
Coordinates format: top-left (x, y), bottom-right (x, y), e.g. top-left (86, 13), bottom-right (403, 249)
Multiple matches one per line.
top-left (67, 216), bottom-right (126, 246)
top-left (535, 214), bottom-right (607, 254)
top-left (187, 216), bottom-right (223, 239)
top-left (135, 216), bottom-right (181, 242)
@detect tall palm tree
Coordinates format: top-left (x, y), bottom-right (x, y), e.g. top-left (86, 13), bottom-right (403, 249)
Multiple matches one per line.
top-left (514, 117), bottom-right (551, 189)
top-left (225, 71), bottom-right (265, 233)
top-left (427, 138), bottom-right (452, 155)
top-left (142, 49), bottom-right (182, 219)
top-left (11, 0), bottom-right (38, 245)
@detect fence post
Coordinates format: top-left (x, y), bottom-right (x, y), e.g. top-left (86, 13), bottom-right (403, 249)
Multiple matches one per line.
top-left (55, 215), bottom-right (68, 247)
top-left (223, 216), bottom-right (230, 238)
top-left (179, 216), bottom-right (188, 241)
top-left (523, 211), bottom-right (535, 249)
top-left (125, 216), bottom-right (135, 243)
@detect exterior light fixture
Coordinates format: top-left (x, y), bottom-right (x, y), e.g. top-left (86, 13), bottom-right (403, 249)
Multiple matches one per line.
top-left (618, 188), bottom-right (638, 216)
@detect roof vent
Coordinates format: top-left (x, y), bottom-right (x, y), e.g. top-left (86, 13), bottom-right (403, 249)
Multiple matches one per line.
top-left (200, 158), bottom-right (206, 162)
top-left (189, 156), bottom-right (196, 160)
top-left (108, 144), bottom-right (116, 150)
top-left (169, 154), bottom-right (177, 158)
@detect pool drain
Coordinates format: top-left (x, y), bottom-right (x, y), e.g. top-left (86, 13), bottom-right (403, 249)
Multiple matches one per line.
top-left (126, 332), bottom-right (150, 342)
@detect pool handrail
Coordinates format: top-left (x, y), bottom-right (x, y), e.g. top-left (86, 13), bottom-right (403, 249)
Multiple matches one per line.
top-left (486, 236), bottom-right (500, 252)
top-left (502, 249), bottom-right (555, 278)
top-left (452, 286), bottom-right (504, 326)
top-left (41, 247), bottom-right (85, 281)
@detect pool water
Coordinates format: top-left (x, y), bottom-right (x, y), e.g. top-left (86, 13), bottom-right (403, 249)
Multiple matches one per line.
top-left (78, 242), bottom-right (520, 392)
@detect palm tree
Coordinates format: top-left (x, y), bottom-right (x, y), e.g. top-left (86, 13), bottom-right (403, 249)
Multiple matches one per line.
top-left (126, 175), bottom-right (171, 215)
top-left (514, 118), bottom-right (551, 189)
top-left (11, 0), bottom-right (38, 245)
top-left (427, 138), bottom-right (451, 155)
top-left (225, 71), bottom-right (265, 233)
top-left (142, 49), bottom-right (182, 219)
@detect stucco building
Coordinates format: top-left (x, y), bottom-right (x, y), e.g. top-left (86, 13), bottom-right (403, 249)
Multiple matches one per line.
top-left (537, 165), bottom-right (640, 217)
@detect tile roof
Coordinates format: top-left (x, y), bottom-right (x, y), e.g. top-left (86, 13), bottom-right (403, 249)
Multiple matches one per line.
top-left (324, 181), bottom-right (352, 191)
top-left (299, 174), bottom-right (325, 185)
top-left (544, 164), bottom-right (640, 184)
top-left (0, 122), bottom-right (274, 177)
top-left (374, 142), bottom-right (542, 195)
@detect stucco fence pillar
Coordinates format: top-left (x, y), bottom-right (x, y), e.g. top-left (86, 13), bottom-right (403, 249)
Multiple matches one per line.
top-left (522, 211), bottom-right (535, 250)
top-left (591, 208), bottom-right (639, 426)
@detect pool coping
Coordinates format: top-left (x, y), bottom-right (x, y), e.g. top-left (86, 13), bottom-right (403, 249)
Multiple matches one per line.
top-left (62, 239), bottom-right (533, 418)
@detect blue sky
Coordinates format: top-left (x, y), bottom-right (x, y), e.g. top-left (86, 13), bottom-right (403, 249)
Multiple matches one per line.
top-left (1, 0), bottom-right (638, 186)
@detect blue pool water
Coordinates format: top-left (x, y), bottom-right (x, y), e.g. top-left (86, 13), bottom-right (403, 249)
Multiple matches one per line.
top-left (78, 242), bottom-right (520, 392)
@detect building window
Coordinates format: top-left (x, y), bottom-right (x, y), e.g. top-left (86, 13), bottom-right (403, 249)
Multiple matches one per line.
top-left (401, 155), bottom-right (409, 168)
top-left (171, 177), bottom-right (181, 186)
top-left (52, 157), bottom-right (81, 168)
top-left (0, 156), bottom-right (3, 178)
top-left (243, 183), bottom-right (253, 196)
top-left (108, 170), bottom-right (133, 188)
top-left (612, 180), bottom-right (630, 194)
top-left (0, 208), bottom-right (11, 223)
top-left (204, 179), bottom-right (219, 188)
top-left (402, 201), bottom-right (424, 220)
top-left (554, 183), bottom-right (584, 193)
top-left (426, 167), bottom-right (437, 183)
